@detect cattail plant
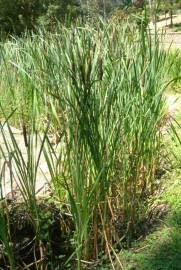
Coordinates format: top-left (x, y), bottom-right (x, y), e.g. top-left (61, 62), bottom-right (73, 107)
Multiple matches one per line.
top-left (0, 16), bottom-right (169, 269)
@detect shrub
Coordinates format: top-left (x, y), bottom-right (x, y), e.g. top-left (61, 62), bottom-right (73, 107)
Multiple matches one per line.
top-left (0, 0), bottom-right (80, 34)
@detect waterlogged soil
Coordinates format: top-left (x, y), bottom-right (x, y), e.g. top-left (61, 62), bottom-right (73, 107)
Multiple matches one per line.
top-left (0, 200), bottom-right (74, 269)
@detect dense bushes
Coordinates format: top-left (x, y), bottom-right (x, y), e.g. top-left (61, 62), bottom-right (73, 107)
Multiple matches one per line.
top-left (0, 0), bottom-right (80, 34)
top-left (0, 0), bottom-right (140, 35)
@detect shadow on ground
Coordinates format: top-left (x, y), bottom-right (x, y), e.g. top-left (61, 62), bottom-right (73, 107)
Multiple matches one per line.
top-left (124, 209), bottom-right (181, 270)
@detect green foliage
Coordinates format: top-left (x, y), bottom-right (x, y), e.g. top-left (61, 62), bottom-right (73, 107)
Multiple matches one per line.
top-left (165, 50), bottom-right (181, 91)
top-left (0, 0), bottom-right (149, 34)
top-left (158, 0), bottom-right (181, 14)
top-left (0, 12), bottom-right (176, 268)
top-left (0, 18), bottom-right (169, 268)
top-left (121, 170), bottom-right (181, 270)
top-left (0, 200), bottom-right (15, 269)
top-left (0, 0), bottom-right (80, 34)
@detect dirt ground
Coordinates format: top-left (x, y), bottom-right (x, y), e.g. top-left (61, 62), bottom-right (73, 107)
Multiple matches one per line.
top-left (149, 13), bottom-right (181, 49)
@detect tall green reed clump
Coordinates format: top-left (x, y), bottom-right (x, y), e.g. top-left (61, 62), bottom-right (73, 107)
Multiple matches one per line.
top-left (38, 20), bottom-right (168, 265)
top-left (0, 101), bottom-right (49, 268)
top-left (0, 118), bottom-right (48, 269)
top-left (0, 39), bottom-right (44, 127)
top-left (0, 18), bottom-right (168, 268)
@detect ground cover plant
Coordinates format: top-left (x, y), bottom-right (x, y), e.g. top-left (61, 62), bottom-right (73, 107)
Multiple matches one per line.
top-left (166, 49), bottom-right (181, 92)
top-left (0, 17), bottom-right (171, 269)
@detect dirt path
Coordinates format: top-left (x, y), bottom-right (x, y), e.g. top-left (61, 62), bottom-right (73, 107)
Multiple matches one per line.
top-left (151, 14), bottom-right (181, 29)
top-left (157, 14), bottom-right (181, 29)
top-left (149, 13), bottom-right (181, 49)
top-left (166, 94), bottom-right (181, 116)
